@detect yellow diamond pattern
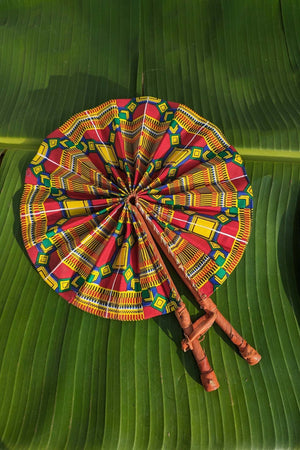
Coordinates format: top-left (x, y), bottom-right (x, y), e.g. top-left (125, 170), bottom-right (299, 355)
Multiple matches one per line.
top-left (218, 214), bottom-right (228, 223)
top-left (33, 165), bottom-right (43, 175)
top-left (158, 102), bottom-right (168, 112)
top-left (154, 296), bottom-right (166, 309)
top-left (235, 154), bottom-right (243, 164)
top-left (38, 254), bottom-right (49, 265)
top-left (192, 148), bottom-right (202, 158)
top-left (49, 139), bottom-right (58, 147)
top-left (171, 135), bottom-right (180, 145)
top-left (128, 102), bottom-right (137, 112)
top-left (101, 265), bottom-right (111, 277)
top-left (59, 279), bottom-right (70, 291)
top-left (168, 167), bottom-right (177, 177)
top-left (125, 267), bottom-right (133, 281)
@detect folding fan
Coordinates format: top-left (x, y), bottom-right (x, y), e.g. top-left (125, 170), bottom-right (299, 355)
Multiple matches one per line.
top-left (20, 97), bottom-right (261, 390)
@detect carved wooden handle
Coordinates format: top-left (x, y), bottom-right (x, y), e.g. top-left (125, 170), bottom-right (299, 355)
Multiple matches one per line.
top-left (198, 297), bottom-right (261, 365)
top-left (132, 203), bottom-right (219, 391)
top-left (175, 303), bottom-right (219, 391)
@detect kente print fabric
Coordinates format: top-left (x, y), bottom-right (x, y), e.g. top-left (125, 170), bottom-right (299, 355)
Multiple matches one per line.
top-left (20, 97), bottom-right (253, 321)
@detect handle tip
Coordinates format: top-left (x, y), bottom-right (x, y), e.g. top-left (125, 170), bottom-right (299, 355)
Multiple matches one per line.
top-left (201, 370), bottom-right (220, 392)
top-left (239, 343), bottom-right (261, 365)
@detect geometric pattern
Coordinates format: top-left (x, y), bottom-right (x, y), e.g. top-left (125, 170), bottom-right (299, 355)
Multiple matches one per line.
top-left (20, 96), bottom-right (253, 321)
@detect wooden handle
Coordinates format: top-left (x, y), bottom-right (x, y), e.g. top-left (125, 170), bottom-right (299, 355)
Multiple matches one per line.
top-left (131, 203), bottom-right (219, 390)
top-left (175, 303), bottom-right (219, 391)
top-left (198, 297), bottom-right (261, 365)
top-left (181, 311), bottom-right (216, 352)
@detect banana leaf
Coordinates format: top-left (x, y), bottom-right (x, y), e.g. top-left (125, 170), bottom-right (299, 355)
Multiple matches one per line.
top-left (0, 1), bottom-right (299, 449)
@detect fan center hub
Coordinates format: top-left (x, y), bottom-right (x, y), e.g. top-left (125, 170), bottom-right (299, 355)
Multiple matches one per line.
top-left (127, 193), bottom-right (137, 206)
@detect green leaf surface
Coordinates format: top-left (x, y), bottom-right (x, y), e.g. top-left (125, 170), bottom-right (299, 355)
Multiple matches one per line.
top-left (0, 1), bottom-right (299, 449)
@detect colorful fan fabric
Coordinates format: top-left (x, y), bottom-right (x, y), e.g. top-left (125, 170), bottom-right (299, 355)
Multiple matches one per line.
top-left (20, 97), bottom-right (253, 321)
